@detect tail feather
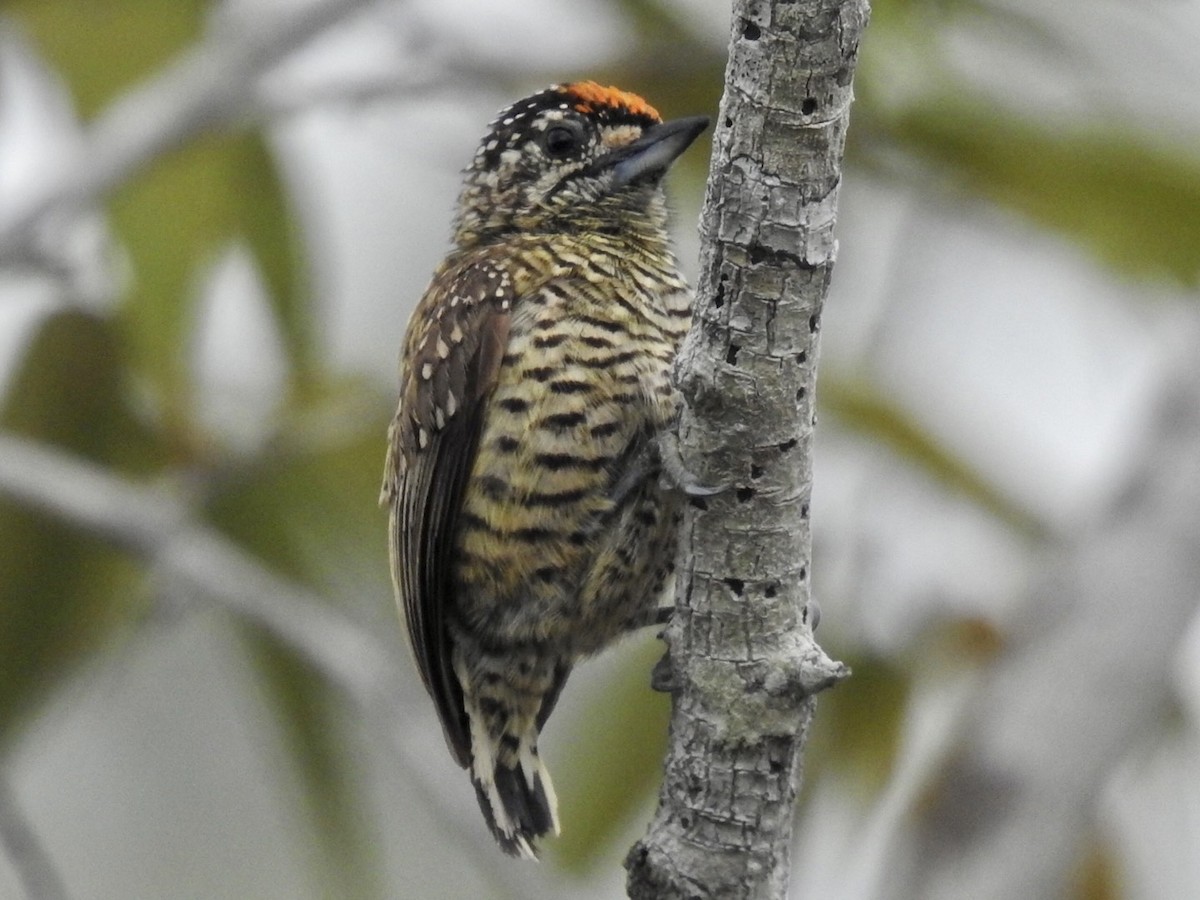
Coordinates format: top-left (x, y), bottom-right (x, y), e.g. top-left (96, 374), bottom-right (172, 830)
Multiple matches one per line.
top-left (454, 647), bottom-right (567, 857)
top-left (472, 759), bottom-right (558, 858)
top-left (469, 729), bottom-right (559, 858)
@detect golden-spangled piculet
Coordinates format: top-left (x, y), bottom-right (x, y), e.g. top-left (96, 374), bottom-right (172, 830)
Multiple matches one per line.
top-left (381, 82), bottom-right (708, 857)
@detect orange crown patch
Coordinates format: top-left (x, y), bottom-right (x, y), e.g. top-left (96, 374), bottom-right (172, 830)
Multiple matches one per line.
top-left (559, 82), bottom-right (661, 123)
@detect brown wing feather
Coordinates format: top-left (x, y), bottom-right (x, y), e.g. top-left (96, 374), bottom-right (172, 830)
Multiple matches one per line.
top-left (382, 256), bottom-right (514, 767)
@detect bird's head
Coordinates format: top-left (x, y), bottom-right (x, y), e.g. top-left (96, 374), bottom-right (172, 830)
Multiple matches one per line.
top-left (453, 82), bottom-right (708, 247)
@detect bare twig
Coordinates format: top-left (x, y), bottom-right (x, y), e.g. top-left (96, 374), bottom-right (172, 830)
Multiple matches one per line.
top-left (0, 0), bottom-right (383, 265)
top-left (0, 775), bottom-right (71, 900)
top-left (256, 69), bottom-right (449, 118)
top-left (0, 432), bottom-right (386, 695)
top-left (0, 431), bottom-right (549, 898)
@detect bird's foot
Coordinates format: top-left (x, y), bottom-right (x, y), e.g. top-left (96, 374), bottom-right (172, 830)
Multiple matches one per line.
top-left (656, 430), bottom-right (729, 497)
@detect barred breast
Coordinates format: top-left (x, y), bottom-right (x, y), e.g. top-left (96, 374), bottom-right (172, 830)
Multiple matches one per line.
top-left (451, 244), bottom-right (690, 655)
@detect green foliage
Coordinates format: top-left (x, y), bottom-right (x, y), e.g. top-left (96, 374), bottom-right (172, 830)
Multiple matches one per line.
top-left (202, 402), bottom-right (392, 898)
top-left (5, 0), bottom-right (333, 880)
top-left (235, 138), bottom-right (316, 392)
top-left (201, 387), bottom-right (392, 596)
top-left (892, 97), bottom-right (1200, 287)
top-left (806, 655), bottom-right (909, 795)
top-left (3, 0), bottom-right (206, 117)
top-left (242, 628), bottom-right (383, 899)
top-left (550, 638), bottom-right (670, 872)
top-left (110, 133), bottom-right (310, 441)
top-left (1069, 839), bottom-right (1122, 900)
top-left (0, 311), bottom-right (156, 747)
top-left (856, 0), bottom-right (1200, 288)
top-left (821, 378), bottom-right (1043, 536)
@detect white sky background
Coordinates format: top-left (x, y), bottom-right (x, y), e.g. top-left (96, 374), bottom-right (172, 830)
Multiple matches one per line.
top-left (2, 0), bottom-right (1200, 897)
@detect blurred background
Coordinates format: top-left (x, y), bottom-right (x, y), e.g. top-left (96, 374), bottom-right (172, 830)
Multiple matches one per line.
top-left (1, 0), bottom-right (1198, 898)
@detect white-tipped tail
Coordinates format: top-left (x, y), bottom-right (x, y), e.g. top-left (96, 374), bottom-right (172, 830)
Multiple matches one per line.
top-left (464, 692), bottom-right (559, 858)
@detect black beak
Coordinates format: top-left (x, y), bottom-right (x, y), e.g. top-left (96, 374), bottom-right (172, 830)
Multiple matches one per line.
top-left (610, 115), bottom-right (710, 188)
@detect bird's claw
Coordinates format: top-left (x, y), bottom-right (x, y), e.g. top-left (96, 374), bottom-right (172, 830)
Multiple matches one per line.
top-left (656, 430), bottom-right (730, 497)
top-left (650, 651), bottom-right (675, 693)
top-left (678, 478), bottom-right (728, 498)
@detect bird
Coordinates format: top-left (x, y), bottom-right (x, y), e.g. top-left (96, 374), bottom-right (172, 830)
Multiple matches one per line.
top-left (380, 81), bottom-right (708, 858)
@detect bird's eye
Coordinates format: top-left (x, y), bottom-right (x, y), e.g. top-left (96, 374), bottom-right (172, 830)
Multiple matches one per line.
top-left (542, 123), bottom-right (583, 158)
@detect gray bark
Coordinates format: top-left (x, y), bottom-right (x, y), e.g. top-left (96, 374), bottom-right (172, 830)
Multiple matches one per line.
top-left (626, 1), bottom-right (866, 897)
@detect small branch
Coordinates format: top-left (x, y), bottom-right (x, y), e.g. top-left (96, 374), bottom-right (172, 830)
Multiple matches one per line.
top-left (254, 55), bottom-right (512, 119)
top-left (0, 432), bottom-right (386, 697)
top-left (903, 334), bottom-right (1200, 898)
top-left (627, 1), bottom-right (866, 897)
top-left (0, 775), bottom-right (71, 900)
top-left (256, 69), bottom-right (448, 118)
top-left (0, 0), bottom-right (383, 266)
top-left (0, 432), bottom-right (549, 899)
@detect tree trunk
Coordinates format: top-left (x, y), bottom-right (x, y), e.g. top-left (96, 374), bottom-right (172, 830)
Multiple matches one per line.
top-left (626, 1), bottom-right (866, 897)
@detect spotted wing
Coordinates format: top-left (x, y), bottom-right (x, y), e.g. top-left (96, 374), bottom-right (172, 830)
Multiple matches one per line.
top-left (381, 258), bottom-right (513, 767)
